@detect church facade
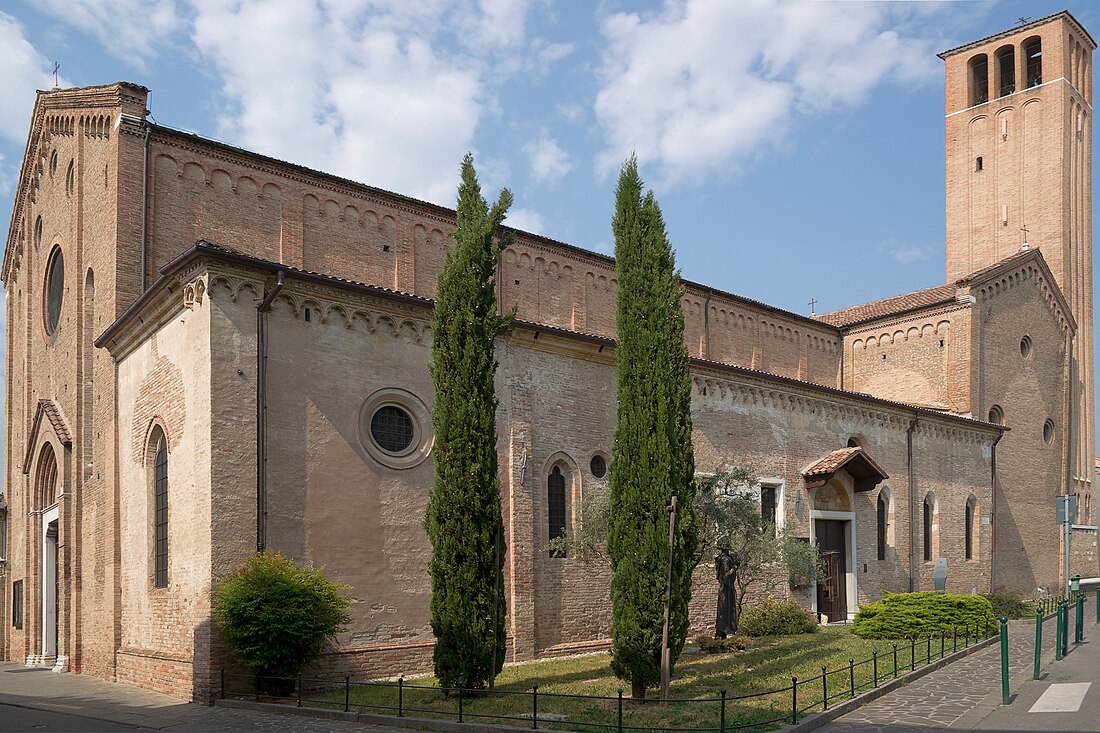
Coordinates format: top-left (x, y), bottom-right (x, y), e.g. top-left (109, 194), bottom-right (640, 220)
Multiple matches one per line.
top-left (0, 12), bottom-right (1094, 701)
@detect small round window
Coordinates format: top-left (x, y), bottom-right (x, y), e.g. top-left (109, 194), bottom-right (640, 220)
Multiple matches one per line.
top-left (358, 388), bottom-right (433, 470)
top-left (371, 405), bottom-right (414, 453)
top-left (1043, 419), bottom-right (1055, 445)
top-left (1020, 335), bottom-right (1032, 359)
top-left (44, 245), bottom-right (65, 337)
top-left (590, 454), bottom-right (607, 478)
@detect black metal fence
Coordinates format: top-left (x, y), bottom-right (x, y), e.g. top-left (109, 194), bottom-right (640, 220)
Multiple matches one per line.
top-left (220, 617), bottom-right (999, 732)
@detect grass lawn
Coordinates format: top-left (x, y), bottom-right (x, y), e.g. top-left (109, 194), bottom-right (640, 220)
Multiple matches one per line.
top-left (275, 624), bottom-right (995, 732)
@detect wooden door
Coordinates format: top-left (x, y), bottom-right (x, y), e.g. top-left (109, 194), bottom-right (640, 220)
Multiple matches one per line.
top-left (815, 519), bottom-right (847, 622)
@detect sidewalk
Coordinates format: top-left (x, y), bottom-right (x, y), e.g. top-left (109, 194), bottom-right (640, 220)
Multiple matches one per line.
top-left (815, 613), bottom-right (1066, 733)
top-left (0, 663), bottom-right (409, 732)
top-left (955, 622), bottom-right (1100, 731)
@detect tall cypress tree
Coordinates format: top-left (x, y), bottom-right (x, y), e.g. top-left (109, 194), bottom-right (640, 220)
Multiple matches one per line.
top-left (425, 154), bottom-right (512, 689)
top-left (607, 156), bottom-right (697, 699)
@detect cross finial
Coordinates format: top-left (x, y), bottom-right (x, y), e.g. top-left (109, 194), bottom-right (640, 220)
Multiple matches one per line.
top-left (52, 62), bottom-right (60, 88)
top-left (809, 297), bottom-right (818, 317)
top-left (1021, 224), bottom-right (1029, 240)
top-left (1017, 16), bottom-right (1031, 26)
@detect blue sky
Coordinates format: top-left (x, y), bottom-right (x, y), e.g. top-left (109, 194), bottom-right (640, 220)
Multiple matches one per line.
top-left (0, 0), bottom-right (1097, 480)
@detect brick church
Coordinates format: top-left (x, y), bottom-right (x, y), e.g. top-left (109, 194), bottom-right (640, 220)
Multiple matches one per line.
top-left (0, 11), bottom-right (1095, 701)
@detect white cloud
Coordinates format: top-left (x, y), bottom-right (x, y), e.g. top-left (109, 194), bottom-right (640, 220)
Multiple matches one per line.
top-left (879, 238), bottom-right (934, 264)
top-left (35, 0), bottom-right (182, 62)
top-left (0, 13), bottom-right (62, 143)
top-left (525, 133), bottom-right (573, 183)
top-left (186, 0), bottom-right (566, 206)
top-left (594, 0), bottom-right (941, 187)
top-left (506, 206), bottom-right (545, 235)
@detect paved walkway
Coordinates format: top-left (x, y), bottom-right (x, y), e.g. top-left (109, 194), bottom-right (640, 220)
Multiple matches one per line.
top-left (818, 611), bottom-right (1079, 733)
top-left (0, 663), bottom-right (410, 732)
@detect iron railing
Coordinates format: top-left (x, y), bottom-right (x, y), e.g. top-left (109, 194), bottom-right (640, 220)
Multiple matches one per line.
top-left (220, 616), bottom-right (1000, 732)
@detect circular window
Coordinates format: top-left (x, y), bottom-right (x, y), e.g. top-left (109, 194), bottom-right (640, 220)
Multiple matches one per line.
top-left (43, 245), bottom-right (64, 337)
top-left (1020, 335), bottom-right (1032, 359)
top-left (370, 405), bottom-right (414, 453)
top-left (1043, 419), bottom-right (1055, 445)
top-left (358, 388), bottom-right (433, 469)
top-left (590, 454), bottom-right (607, 478)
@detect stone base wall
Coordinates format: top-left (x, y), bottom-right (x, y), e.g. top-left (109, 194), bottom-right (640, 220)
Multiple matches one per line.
top-left (115, 648), bottom-right (194, 699)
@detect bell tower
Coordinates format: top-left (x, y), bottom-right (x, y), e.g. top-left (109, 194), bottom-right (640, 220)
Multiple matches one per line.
top-left (942, 11), bottom-right (1095, 495)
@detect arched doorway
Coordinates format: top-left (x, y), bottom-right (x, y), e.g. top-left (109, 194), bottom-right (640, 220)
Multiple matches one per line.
top-left (811, 478), bottom-right (855, 623)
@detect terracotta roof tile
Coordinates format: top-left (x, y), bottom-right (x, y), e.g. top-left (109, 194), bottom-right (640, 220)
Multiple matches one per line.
top-left (803, 447), bottom-right (862, 477)
top-left (815, 284), bottom-right (956, 328)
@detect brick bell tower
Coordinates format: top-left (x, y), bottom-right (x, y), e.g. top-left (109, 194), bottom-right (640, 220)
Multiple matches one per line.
top-left (942, 11), bottom-right (1096, 499)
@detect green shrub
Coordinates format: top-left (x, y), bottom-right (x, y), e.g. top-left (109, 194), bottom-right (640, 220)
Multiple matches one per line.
top-left (983, 591), bottom-right (1033, 620)
top-left (695, 634), bottom-right (753, 653)
top-left (739, 599), bottom-right (818, 637)
top-left (852, 592), bottom-right (994, 639)
top-left (213, 553), bottom-right (352, 678)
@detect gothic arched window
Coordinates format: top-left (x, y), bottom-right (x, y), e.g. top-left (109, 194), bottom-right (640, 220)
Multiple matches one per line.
top-left (153, 432), bottom-right (169, 588)
top-left (965, 498), bottom-right (975, 560)
top-left (923, 494), bottom-right (936, 562)
top-left (877, 495), bottom-right (887, 561)
top-left (548, 466), bottom-right (566, 558)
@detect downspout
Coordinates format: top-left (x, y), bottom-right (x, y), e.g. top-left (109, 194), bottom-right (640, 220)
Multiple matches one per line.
top-left (256, 271), bottom-right (285, 554)
top-left (907, 416), bottom-right (919, 592)
top-left (140, 124), bottom-right (151, 292)
top-left (703, 289), bottom-right (711, 360)
top-left (990, 429), bottom-right (1004, 593)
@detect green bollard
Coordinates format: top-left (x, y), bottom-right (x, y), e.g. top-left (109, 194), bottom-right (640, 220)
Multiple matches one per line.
top-left (1061, 601), bottom-right (1070, 657)
top-left (1033, 606), bottom-right (1043, 679)
top-left (1076, 593), bottom-right (1085, 643)
top-left (1000, 617), bottom-right (1010, 705)
top-left (1056, 602), bottom-right (1064, 661)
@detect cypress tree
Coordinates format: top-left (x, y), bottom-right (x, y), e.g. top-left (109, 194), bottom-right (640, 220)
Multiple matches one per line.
top-left (425, 153), bottom-right (512, 689)
top-left (607, 156), bottom-right (697, 699)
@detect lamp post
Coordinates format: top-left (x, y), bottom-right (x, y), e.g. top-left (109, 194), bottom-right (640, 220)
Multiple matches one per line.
top-left (660, 496), bottom-right (678, 701)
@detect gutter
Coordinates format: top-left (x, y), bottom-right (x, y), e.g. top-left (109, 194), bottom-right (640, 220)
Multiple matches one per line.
top-left (990, 429), bottom-right (1004, 593)
top-left (256, 270), bottom-right (285, 554)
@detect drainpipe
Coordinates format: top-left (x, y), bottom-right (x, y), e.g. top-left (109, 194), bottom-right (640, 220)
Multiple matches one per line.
top-left (990, 429), bottom-right (1004, 593)
top-left (256, 271), bottom-right (285, 554)
top-left (139, 123), bottom-right (151, 292)
top-left (703, 289), bottom-right (712, 360)
top-left (907, 416), bottom-right (919, 592)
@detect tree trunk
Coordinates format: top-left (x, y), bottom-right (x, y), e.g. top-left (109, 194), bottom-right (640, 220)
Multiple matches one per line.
top-left (631, 679), bottom-right (647, 699)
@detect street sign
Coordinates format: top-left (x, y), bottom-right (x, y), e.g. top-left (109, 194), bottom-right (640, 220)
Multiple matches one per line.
top-left (1056, 495), bottom-right (1078, 525)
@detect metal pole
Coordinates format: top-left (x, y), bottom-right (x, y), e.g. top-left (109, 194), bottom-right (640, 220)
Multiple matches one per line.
top-left (1034, 606), bottom-right (1043, 679)
top-left (617, 689), bottom-right (623, 733)
top-left (872, 650), bottom-right (878, 687)
top-left (660, 496), bottom-right (678, 701)
top-left (1056, 603), bottom-right (1064, 660)
top-left (532, 685), bottom-right (538, 730)
top-left (399, 677), bottom-right (403, 717)
top-left (720, 689), bottom-right (726, 733)
top-left (344, 677), bottom-right (349, 712)
top-left (1064, 499), bottom-right (1072, 599)
top-left (849, 659), bottom-right (855, 698)
top-left (822, 666), bottom-right (828, 710)
top-left (1000, 617), bottom-right (1010, 705)
top-left (1062, 602), bottom-right (1070, 657)
top-left (791, 678), bottom-right (798, 724)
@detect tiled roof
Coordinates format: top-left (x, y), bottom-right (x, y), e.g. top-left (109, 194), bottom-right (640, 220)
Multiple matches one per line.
top-left (803, 447), bottom-right (862, 478)
top-left (815, 284), bottom-right (957, 328)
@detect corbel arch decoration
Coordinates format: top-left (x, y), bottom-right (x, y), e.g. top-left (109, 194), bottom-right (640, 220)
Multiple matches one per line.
top-left (22, 399), bottom-right (73, 477)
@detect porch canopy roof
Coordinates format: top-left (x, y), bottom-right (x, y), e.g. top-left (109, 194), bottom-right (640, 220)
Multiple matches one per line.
top-left (802, 447), bottom-right (888, 493)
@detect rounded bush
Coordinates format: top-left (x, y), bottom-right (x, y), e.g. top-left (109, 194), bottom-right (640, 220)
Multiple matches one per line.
top-left (213, 553), bottom-right (352, 677)
top-left (852, 591), bottom-right (994, 639)
top-left (739, 599), bottom-right (818, 637)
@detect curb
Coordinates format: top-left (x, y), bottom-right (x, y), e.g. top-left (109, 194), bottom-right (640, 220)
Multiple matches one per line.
top-left (216, 698), bottom-right (537, 732)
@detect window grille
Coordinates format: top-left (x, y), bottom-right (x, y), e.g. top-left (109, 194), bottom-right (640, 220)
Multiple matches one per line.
top-left (370, 405), bottom-right (414, 453)
top-left (154, 436), bottom-right (169, 588)
top-left (760, 486), bottom-right (777, 528)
